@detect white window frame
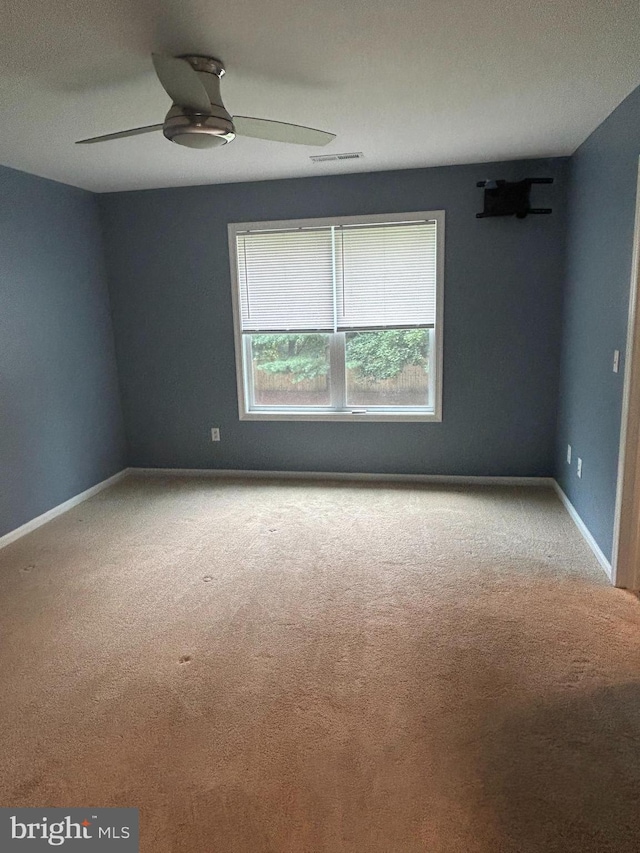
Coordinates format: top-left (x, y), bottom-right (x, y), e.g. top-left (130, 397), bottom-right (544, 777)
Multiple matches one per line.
top-left (228, 210), bottom-right (445, 423)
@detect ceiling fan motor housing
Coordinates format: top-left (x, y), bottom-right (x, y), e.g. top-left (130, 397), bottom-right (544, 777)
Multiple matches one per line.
top-left (163, 55), bottom-right (236, 148)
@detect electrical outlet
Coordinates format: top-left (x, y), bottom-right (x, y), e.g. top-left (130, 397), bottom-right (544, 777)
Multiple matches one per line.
top-left (211, 427), bottom-right (220, 442)
top-left (613, 350), bottom-right (620, 373)
top-left (567, 444), bottom-right (572, 464)
top-left (577, 457), bottom-right (582, 478)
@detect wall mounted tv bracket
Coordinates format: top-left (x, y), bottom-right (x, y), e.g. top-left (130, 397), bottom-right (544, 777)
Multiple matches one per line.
top-left (476, 177), bottom-right (553, 219)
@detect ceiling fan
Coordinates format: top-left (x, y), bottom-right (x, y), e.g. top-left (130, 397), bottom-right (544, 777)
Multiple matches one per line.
top-left (76, 54), bottom-right (336, 149)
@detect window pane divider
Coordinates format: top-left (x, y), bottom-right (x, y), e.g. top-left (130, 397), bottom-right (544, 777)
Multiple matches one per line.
top-left (329, 332), bottom-right (346, 411)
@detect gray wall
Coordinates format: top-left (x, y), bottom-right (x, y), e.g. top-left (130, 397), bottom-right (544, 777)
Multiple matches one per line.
top-left (0, 165), bottom-right (125, 538)
top-left (556, 84), bottom-right (640, 560)
top-left (100, 158), bottom-right (568, 476)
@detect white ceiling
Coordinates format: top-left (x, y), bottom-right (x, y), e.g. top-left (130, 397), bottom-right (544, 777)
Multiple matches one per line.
top-left (1, 0), bottom-right (639, 193)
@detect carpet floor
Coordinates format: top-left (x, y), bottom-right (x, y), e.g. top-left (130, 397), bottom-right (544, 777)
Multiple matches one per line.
top-left (1, 475), bottom-right (640, 852)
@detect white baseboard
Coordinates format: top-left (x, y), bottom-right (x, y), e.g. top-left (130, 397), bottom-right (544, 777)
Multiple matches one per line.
top-left (551, 481), bottom-right (612, 580)
top-left (0, 469), bottom-right (128, 551)
top-left (130, 466), bottom-right (554, 488)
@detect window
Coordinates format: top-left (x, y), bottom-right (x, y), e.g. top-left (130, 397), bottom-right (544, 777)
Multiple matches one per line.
top-left (228, 211), bottom-right (444, 421)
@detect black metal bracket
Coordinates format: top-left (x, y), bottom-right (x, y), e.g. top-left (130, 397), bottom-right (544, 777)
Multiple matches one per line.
top-left (476, 177), bottom-right (553, 219)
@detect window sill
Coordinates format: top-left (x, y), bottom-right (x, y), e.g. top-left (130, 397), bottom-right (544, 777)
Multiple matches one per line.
top-left (240, 410), bottom-right (441, 423)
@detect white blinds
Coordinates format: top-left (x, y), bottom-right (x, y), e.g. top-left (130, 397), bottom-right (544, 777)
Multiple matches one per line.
top-left (334, 222), bottom-right (436, 330)
top-left (237, 228), bottom-right (335, 332)
top-left (236, 219), bottom-right (437, 333)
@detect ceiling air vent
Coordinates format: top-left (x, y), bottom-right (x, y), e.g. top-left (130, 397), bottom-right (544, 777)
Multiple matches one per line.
top-left (310, 152), bottom-right (364, 163)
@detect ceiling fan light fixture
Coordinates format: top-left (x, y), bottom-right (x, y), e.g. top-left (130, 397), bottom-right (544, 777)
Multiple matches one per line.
top-left (163, 112), bottom-right (236, 148)
top-left (170, 133), bottom-right (232, 149)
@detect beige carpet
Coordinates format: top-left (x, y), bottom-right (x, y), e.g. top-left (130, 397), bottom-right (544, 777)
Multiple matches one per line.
top-left (1, 475), bottom-right (640, 852)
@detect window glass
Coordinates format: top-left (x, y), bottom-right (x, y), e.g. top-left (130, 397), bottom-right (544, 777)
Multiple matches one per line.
top-left (249, 334), bottom-right (331, 407)
top-left (345, 329), bottom-right (431, 408)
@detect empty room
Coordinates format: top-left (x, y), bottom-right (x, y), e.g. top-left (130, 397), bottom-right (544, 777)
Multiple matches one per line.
top-left (2, 0), bottom-right (640, 850)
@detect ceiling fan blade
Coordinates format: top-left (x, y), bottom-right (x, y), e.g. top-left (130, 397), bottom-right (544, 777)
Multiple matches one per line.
top-left (76, 124), bottom-right (164, 144)
top-left (233, 116), bottom-right (335, 146)
top-left (152, 54), bottom-right (211, 113)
